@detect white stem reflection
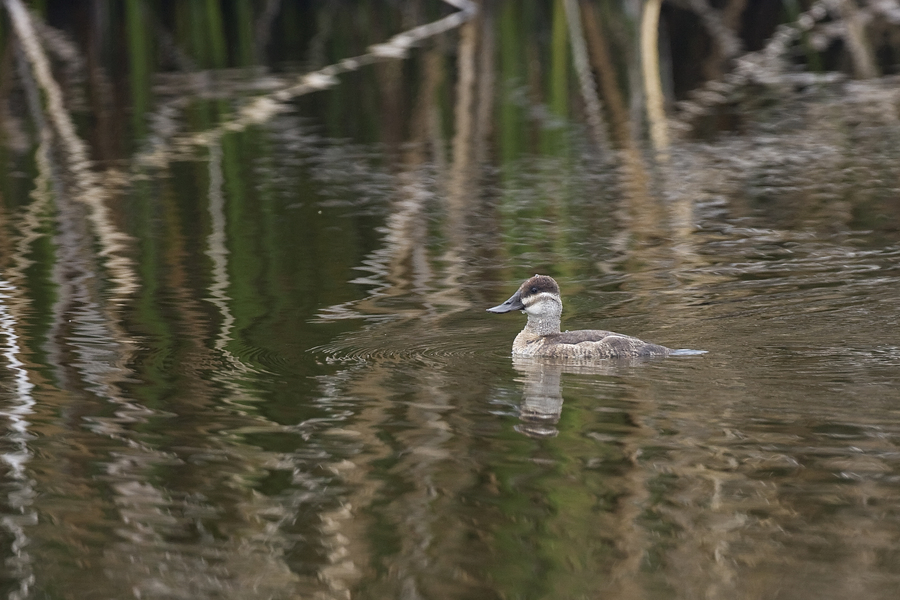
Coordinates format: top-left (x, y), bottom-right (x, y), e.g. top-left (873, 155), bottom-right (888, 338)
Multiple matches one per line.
top-left (0, 277), bottom-right (36, 600)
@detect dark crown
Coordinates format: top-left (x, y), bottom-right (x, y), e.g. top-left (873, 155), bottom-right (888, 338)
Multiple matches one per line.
top-left (519, 275), bottom-right (560, 298)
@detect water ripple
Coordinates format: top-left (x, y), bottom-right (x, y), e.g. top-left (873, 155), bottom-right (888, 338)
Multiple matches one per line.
top-left (312, 321), bottom-right (497, 365)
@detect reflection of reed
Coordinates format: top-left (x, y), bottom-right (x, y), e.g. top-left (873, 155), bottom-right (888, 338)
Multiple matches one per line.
top-left (567, 1), bottom-right (666, 253)
top-left (135, 0), bottom-right (478, 172)
top-left (444, 15), bottom-right (479, 299)
top-left (5, 4), bottom-right (302, 596)
top-left (575, 0), bottom-right (709, 294)
top-left (186, 139), bottom-right (314, 594)
top-left (317, 7), bottom-right (485, 323)
top-left (606, 392), bottom-right (653, 600)
top-left (586, 350), bottom-right (900, 600)
top-left (204, 139), bottom-right (258, 380)
top-left (310, 8), bottom-right (494, 596)
top-left (6, 0), bottom-right (138, 306)
top-left (0, 278), bottom-right (37, 600)
top-left (255, 0), bottom-right (283, 60)
top-left (836, 0), bottom-right (878, 78)
top-left (185, 10), bottom-right (489, 591)
top-left (640, 0), bottom-right (669, 157)
top-left (3, 53), bottom-right (53, 294)
top-left (563, 0), bottom-right (610, 149)
top-left (307, 351), bottom-right (486, 598)
top-left (475, 6), bottom-right (497, 167)
top-left (8, 0), bottom-right (138, 424)
top-left (3, 30), bottom-right (117, 598)
top-left (683, 0), bottom-right (744, 66)
top-left (669, 0), bottom-right (886, 136)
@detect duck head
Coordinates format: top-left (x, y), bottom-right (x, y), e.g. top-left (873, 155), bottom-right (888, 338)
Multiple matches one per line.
top-left (487, 275), bottom-right (562, 321)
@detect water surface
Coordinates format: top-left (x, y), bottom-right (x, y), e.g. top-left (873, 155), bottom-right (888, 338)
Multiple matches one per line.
top-left (2, 2), bottom-right (900, 599)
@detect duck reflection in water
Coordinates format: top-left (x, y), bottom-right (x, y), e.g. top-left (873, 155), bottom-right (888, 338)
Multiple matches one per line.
top-left (488, 275), bottom-right (704, 359)
top-left (513, 356), bottom-right (564, 438)
top-left (512, 356), bottom-right (658, 438)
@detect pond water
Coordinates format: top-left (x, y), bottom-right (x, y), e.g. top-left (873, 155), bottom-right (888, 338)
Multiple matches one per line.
top-left (2, 1), bottom-right (900, 599)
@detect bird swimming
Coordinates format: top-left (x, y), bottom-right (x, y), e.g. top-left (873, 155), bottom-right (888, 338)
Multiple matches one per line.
top-left (487, 275), bottom-right (690, 359)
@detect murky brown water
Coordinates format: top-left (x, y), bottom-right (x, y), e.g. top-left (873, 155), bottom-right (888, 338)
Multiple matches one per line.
top-left (2, 1), bottom-right (900, 599)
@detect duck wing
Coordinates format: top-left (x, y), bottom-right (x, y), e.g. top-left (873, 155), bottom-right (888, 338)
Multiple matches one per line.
top-left (547, 330), bottom-right (669, 357)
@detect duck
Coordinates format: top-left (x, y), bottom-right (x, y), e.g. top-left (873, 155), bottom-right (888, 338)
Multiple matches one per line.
top-left (487, 275), bottom-right (672, 359)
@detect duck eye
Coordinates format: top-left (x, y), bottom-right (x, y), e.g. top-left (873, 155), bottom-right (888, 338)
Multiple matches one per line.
top-left (530, 287), bottom-right (538, 293)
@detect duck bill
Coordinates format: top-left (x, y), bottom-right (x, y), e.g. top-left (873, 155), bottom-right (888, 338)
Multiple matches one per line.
top-left (486, 290), bottom-right (525, 313)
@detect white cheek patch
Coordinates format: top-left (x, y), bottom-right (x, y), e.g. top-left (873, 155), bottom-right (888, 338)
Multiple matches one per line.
top-left (523, 292), bottom-right (559, 315)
